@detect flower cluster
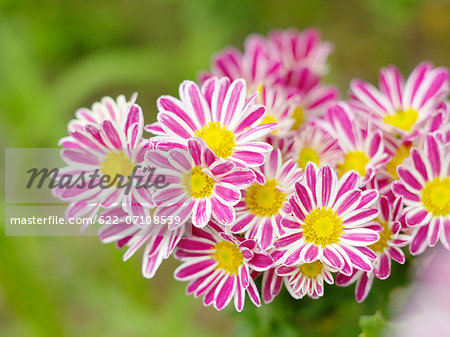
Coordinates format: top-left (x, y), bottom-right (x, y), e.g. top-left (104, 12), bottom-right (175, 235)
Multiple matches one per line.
top-left (56, 28), bottom-right (449, 310)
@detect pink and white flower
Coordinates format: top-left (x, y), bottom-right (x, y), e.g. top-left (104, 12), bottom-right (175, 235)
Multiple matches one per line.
top-left (205, 34), bottom-right (281, 91)
top-left (276, 260), bottom-right (337, 299)
top-left (255, 84), bottom-right (299, 137)
top-left (145, 77), bottom-right (275, 167)
top-left (335, 196), bottom-right (410, 302)
top-left (147, 138), bottom-right (255, 228)
top-left (322, 103), bottom-right (389, 186)
top-left (392, 134), bottom-right (450, 255)
top-left (268, 28), bottom-right (333, 78)
top-left (98, 206), bottom-right (185, 278)
top-left (289, 122), bottom-right (342, 170)
top-left (275, 163), bottom-right (381, 276)
top-left (174, 222), bottom-right (273, 311)
top-left (375, 104), bottom-right (449, 197)
top-left (288, 79), bottom-right (338, 129)
top-left (55, 99), bottom-right (152, 227)
top-left (68, 93), bottom-right (138, 131)
top-left (231, 150), bottom-right (302, 250)
top-left (350, 62), bottom-right (449, 139)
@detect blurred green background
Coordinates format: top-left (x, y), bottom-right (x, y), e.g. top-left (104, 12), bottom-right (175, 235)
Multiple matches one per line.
top-left (0, 0), bottom-right (448, 336)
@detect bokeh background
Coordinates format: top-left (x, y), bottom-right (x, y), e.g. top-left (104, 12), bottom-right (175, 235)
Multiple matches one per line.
top-left (0, 0), bottom-right (449, 336)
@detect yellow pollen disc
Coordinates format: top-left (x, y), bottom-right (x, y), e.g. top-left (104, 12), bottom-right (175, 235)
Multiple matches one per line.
top-left (299, 261), bottom-right (323, 278)
top-left (369, 220), bottom-right (392, 253)
top-left (303, 207), bottom-right (343, 247)
top-left (383, 108), bottom-right (419, 132)
top-left (386, 144), bottom-right (411, 179)
top-left (292, 106), bottom-right (304, 129)
top-left (211, 241), bottom-right (244, 274)
top-left (183, 166), bottom-right (215, 199)
top-left (245, 179), bottom-right (286, 217)
top-left (298, 147), bottom-right (320, 169)
top-left (260, 114), bottom-right (278, 134)
top-left (195, 122), bottom-right (235, 159)
top-left (421, 177), bottom-right (450, 217)
top-left (337, 151), bottom-right (370, 178)
top-left (100, 152), bottom-right (135, 185)
top-left (261, 115), bottom-right (277, 125)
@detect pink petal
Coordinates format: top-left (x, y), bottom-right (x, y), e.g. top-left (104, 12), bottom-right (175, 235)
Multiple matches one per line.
top-left (211, 197), bottom-right (235, 225)
top-left (192, 199), bottom-right (212, 227)
top-left (409, 225), bottom-right (429, 255)
top-left (232, 150), bottom-right (266, 166)
top-left (355, 272), bottom-right (373, 302)
top-left (340, 246), bottom-right (372, 271)
top-left (158, 112), bottom-right (194, 138)
top-left (249, 252), bottom-right (274, 271)
top-left (410, 149), bottom-right (429, 182)
top-left (374, 254), bottom-right (391, 279)
top-left (343, 208), bottom-right (379, 227)
top-left (317, 165), bottom-right (337, 208)
top-left (301, 243), bottom-right (320, 263)
top-left (213, 184), bottom-right (241, 206)
top-left (174, 259), bottom-right (217, 280)
top-left (387, 247), bottom-right (405, 264)
top-left (405, 208), bottom-right (430, 227)
top-left (392, 182), bottom-right (420, 203)
top-left (215, 275), bottom-right (237, 310)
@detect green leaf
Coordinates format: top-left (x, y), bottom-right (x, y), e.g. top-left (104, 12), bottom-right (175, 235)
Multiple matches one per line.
top-left (359, 311), bottom-right (386, 337)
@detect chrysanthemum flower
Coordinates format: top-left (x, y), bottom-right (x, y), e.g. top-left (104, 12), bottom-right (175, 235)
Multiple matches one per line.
top-left (322, 103), bottom-right (389, 186)
top-left (255, 84), bottom-right (298, 137)
top-left (368, 196), bottom-right (410, 273)
top-left (146, 138), bottom-right (255, 228)
top-left (276, 260), bottom-right (337, 299)
top-left (350, 62), bottom-right (449, 139)
top-left (289, 122), bottom-right (342, 170)
top-left (98, 206), bottom-right (185, 278)
top-left (392, 134), bottom-right (450, 255)
top-left (55, 100), bottom-right (152, 226)
top-left (174, 222), bottom-right (273, 311)
top-left (231, 150), bottom-right (302, 250)
top-left (275, 163), bottom-right (380, 275)
top-left (335, 195), bottom-right (410, 301)
top-left (205, 34), bottom-right (282, 91)
top-left (289, 79), bottom-right (338, 129)
top-left (380, 104), bottom-right (449, 183)
top-left (68, 93), bottom-right (137, 131)
top-left (145, 77), bottom-right (275, 167)
top-left (374, 105), bottom-right (448, 200)
top-left (268, 28), bottom-right (333, 78)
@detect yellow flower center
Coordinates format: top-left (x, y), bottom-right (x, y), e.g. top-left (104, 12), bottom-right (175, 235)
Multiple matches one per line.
top-left (211, 241), bottom-right (244, 274)
top-left (195, 122), bottom-right (235, 159)
top-left (245, 179), bottom-right (286, 217)
top-left (260, 114), bottom-right (278, 134)
top-left (386, 144), bottom-right (411, 179)
top-left (299, 261), bottom-right (323, 278)
top-left (292, 106), bottom-right (304, 129)
top-left (337, 151), bottom-right (370, 178)
top-left (303, 207), bottom-right (343, 247)
top-left (298, 147), bottom-right (320, 169)
top-left (369, 220), bottom-right (392, 253)
top-left (421, 177), bottom-right (450, 217)
top-left (100, 152), bottom-right (135, 185)
top-left (183, 166), bottom-right (215, 199)
top-left (261, 115), bottom-right (277, 125)
top-left (383, 108), bottom-right (419, 132)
